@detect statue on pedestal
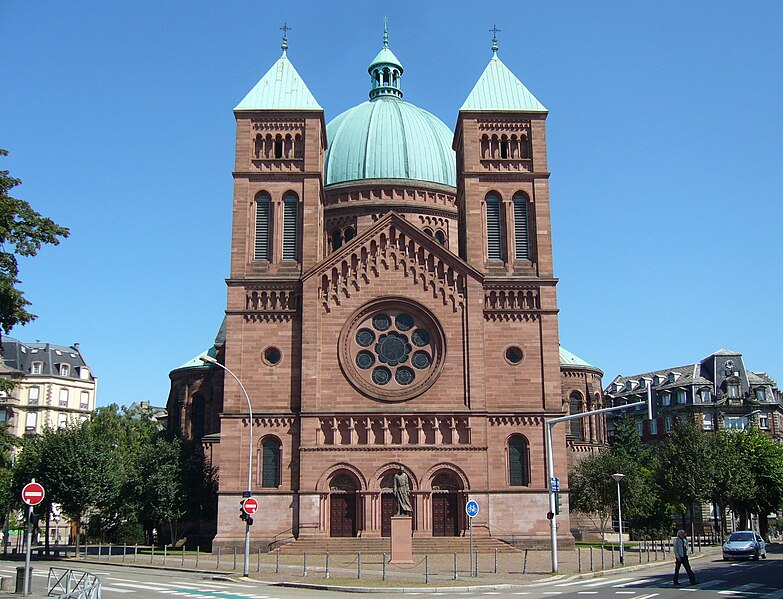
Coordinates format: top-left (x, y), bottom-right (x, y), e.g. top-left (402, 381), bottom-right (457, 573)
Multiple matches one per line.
top-left (393, 468), bottom-right (412, 516)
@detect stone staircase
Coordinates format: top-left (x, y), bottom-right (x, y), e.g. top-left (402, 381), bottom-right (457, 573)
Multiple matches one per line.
top-left (273, 535), bottom-right (520, 555)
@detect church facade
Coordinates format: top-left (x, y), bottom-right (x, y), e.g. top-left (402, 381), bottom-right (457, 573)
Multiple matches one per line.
top-left (179, 28), bottom-right (595, 549)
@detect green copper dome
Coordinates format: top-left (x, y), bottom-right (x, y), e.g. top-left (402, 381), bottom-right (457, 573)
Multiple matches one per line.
top-left (325, 99), bottom-right (457, 187)
top-left (325, 24), bottom-right (456, 188)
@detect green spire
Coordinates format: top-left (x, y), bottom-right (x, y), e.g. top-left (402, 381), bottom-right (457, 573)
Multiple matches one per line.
top-left (368, 17), bottom-right (404, 100)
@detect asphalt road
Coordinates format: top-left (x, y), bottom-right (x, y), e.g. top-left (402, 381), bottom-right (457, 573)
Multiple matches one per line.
top-left (1, 543), bottom-right (780, 599)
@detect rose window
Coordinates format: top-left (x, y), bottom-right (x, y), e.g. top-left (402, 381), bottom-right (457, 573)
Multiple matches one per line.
top-left (339, 300), bottom-right (444, 401)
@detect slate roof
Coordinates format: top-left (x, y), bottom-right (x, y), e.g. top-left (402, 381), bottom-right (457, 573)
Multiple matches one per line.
top-left (0, 337), bottom-right (93, 380)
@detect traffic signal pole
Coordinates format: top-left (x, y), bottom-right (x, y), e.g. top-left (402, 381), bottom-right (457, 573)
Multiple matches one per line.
top-left (545, 391), bottom-right (653, 573)
top-left (23, 504), bottom-right (32, 596)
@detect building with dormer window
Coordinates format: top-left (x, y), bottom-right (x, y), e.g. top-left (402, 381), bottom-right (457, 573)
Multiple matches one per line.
top-left (0, 337), bottom-right (97, 438)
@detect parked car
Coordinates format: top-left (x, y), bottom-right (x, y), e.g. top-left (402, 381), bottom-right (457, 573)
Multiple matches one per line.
top-left (722, 531), bottom-right (767, 560)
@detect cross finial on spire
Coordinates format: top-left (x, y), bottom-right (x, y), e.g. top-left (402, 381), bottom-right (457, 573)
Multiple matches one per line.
top-left (489, 25), bottom-right (501, 56)
top-left (281, 23), bottom-right (291, 55)
top-left (383, 15), bottom-right (389, 48)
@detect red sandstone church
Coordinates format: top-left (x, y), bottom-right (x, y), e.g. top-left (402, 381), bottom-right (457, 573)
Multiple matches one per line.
top-left (168, 27), bottom-right (606, 550)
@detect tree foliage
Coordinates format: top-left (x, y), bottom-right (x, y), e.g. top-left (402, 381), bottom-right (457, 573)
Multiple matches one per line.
top-left (0, 148), bottom-right (69, 335)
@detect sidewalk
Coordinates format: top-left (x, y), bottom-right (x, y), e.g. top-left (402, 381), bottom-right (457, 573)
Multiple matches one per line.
top-left (1, 543), bottom-right (723, 591)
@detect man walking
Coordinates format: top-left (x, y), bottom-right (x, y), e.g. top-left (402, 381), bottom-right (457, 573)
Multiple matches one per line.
top-left (673, 529), bottom-right (697, 585)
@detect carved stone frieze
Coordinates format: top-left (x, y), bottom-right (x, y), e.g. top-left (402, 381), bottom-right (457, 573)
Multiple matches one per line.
top-left (488, 415), bottom-right (544, 426)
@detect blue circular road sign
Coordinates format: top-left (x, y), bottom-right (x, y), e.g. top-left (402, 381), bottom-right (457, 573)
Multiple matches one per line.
top-left (465, 499), bottom-right (479, 518)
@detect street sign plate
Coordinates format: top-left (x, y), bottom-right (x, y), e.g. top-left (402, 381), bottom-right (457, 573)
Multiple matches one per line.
top-left (242, 497), bottom-right (258, 515)
top-left (242, 490), bottom-right (252, 498)
top-left (465, 499), bottom-right (479, 518)
top-left (22, 482), bottom-right (45, 506)
top-left (550, 477), bottom-right (560, 492)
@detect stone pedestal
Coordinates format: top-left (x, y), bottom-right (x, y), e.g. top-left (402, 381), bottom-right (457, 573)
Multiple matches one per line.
top-left (390, 516), bottom-right (413, 564)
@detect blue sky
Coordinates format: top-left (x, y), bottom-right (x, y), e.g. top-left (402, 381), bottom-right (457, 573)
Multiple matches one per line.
top-left (3, 1), bottom-right (781, 407)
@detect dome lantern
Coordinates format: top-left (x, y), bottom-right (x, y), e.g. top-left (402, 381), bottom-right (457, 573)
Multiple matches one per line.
top-left (368, 17), bottom-right (404, 100)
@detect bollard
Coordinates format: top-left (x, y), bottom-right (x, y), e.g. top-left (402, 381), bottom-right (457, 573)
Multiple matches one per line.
top-left (99, 542), bottom-right (102, 560)
top-left (425, 554), bottom-right (429, 585)
top-left (108, 543), bottom-right (112, 560)
top-left (647, 540), bottom-right (650, 562)
top-left (257, 547), bottom-right (261, 572)
top-left (382, 553), bottom-right (386, 581)
top-left (123, 543), bottom-right (127, 563)
top-left (453, 552), bottom-right (458, 580)
top-left (494, 548), bottom-right (498, 574)
top-left (357, 552), bottom-right (362, 580)
top-left (523, 549), bottom-right (528, 574)
top-left (134, 544), bottom-right (138, 564)
top-left (276, 549), bottom-right (280, 574)
top-left (183, 545), bottom-right (186, 567)
top-left (639, 543), bottom-right (642, 563)
top-left (601, 545), bottom-right (605, 570)
top-left (590, 546), bottom-right (593, 571)
top-left (611, 545), bottom-right (615, 568)
top-left (578, 547), bottom-right (582, 572)
top-left (654, 543), bottom-right (658, 561)
top-left (196, 546), bottom-right (199, 569)
top-left (475, 550), bottom-right (478, 577)
top-left (151, 544), bottom-right (154, 565)
top-left (217, 546), bottom-right (221, 570)
top-left (233, 546), bottom-right (237, 571)
top-left (164, 545), bottom-right (167, 566)
top-left (697, 535), bottom-right (701, 552)
top-left (303, 552), bottom-right (308, 577)
top-left (326, 552), bottom-right (330, 579)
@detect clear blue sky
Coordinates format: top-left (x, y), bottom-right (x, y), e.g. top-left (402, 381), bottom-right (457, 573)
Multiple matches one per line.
top-left (3, 1), bottom-right (781, 407)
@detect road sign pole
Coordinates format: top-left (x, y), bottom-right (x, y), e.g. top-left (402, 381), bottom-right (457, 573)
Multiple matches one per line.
top-left (23, 504), bottom-right (32, 596)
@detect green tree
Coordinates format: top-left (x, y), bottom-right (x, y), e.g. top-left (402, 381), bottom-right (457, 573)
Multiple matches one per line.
top-left (657, 419), bottom-right (710, 537)
top-left (0, 150), bottom-right (69, 330)
top-left (704, 430), bottom-right (752, 538)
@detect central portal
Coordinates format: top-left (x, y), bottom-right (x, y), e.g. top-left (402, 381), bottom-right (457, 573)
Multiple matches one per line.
top-left (431, 472), bottom-right (462, 537)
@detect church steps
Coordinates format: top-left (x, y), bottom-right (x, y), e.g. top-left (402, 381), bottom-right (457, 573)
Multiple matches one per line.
top-left (272, 536), bottom-right (519, 555)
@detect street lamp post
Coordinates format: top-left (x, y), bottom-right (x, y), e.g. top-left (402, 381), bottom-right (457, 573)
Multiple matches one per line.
top-left (201, 354), bottom-right (253, 577)
top-left (612, 473), bottom-right (625, 565)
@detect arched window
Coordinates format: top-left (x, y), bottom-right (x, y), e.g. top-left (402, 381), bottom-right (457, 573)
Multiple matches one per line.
top-left (331, 229), bottom-right (343, 251)
top-left (282, 193), bottom-right (298, 260)
top-left (508, 435), bottom-right (530, 486)
top-left (513, 192), bottom-right (530, 260)
top-left (261, 437), bottom-right (282, 488)
top-left (569, 392), bottom-right (584, 440)
top-left (274, 135), bottom-right (283, 159)
top-left (434, 230), bottom-right (446, 246)
top-left (343, 226), bottom-right (356, 243)
top-left (254, 192), bottom-right (271, 260)
top-left (485, 193), bottom-right (503, 260)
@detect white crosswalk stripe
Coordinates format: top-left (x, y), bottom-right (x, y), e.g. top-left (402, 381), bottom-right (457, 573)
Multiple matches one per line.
top-left (761, 590), bottom-right (783, 599)
top-left (614, 578), bottom-right (654, 587)
top-left (695, 579), bottom-right (727, 589)
top-left (102, 587), bottom-right (135, 594)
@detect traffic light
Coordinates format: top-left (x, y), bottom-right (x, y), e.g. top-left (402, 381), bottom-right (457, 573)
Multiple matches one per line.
top-left (554, 493), bottom-right (562, 515)
top-left (239, 500), bottom-right (248, 522)
top-left (29, 512), bottom-right (40, 526)
top-left (246, 516), bottom-right (254, 526)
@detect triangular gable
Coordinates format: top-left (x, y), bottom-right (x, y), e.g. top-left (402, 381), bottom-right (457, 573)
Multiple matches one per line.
top-left (304, 212), bottom-right (483, 312)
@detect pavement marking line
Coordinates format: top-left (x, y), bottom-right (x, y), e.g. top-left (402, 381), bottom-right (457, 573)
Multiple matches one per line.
top-left (761, 591), bottom-right (783, 599)
top-left (634, 594), bottom-right (659, 599)
top-left (101, 587), bottom-right (135, 594)
top-left (614, 579), bottom-right (654, 587)
top-left (615, 592), bottom-right (637, 595)
top-left (542, 593), bottom-right (563, 596)
top-left (584, 578), bottom-right (634, 587)
top-left (111, 582), bottom-right (171, 591)
top-left (733, 584), bottom-right (765, 591)
top-left (577, 592), bottom-right (599, 595)
top-left (695, 580), bottom-right (728, 589)
top-left (717, 592), bottom-right (741, 595)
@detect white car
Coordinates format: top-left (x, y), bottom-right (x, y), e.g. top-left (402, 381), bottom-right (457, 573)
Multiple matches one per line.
top-left (722, 531), bottom-right (767, 560)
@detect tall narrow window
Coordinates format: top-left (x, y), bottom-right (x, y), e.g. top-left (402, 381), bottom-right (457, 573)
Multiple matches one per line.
top-left (508, 434), bottom-right (530, 486)
top-left (569, 392), bottom-right (583, 440)
top-left (261, 437), bottom-right (282, 488)
top-left (485, 193), bottom-right (502, 260)
top-left (282, 193), bottom-right (298, 260)
top-left (513, 192), bottom-right (530, 260)
top-left (254, 193), bottom-right (271, 260)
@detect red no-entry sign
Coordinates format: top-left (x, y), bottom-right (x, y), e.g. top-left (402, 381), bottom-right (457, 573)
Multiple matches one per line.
top-left (22, 482), bottom-right (45, 506)
top-left (242, 497), bottom-right (258, 515)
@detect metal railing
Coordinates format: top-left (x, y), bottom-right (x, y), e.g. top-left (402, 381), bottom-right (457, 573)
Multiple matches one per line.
top-left (47, 567), bottom-right (101, 599)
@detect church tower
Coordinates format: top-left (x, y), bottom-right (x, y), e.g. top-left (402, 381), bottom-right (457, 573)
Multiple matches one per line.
top-left (213, 32), bottom-right (326, 547)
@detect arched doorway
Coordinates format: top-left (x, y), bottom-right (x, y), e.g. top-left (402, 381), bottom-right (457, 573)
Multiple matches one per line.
top-left (431, 471), bottom-right (462, 537)
top-left (330, 473), bottom-right (359, 537)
